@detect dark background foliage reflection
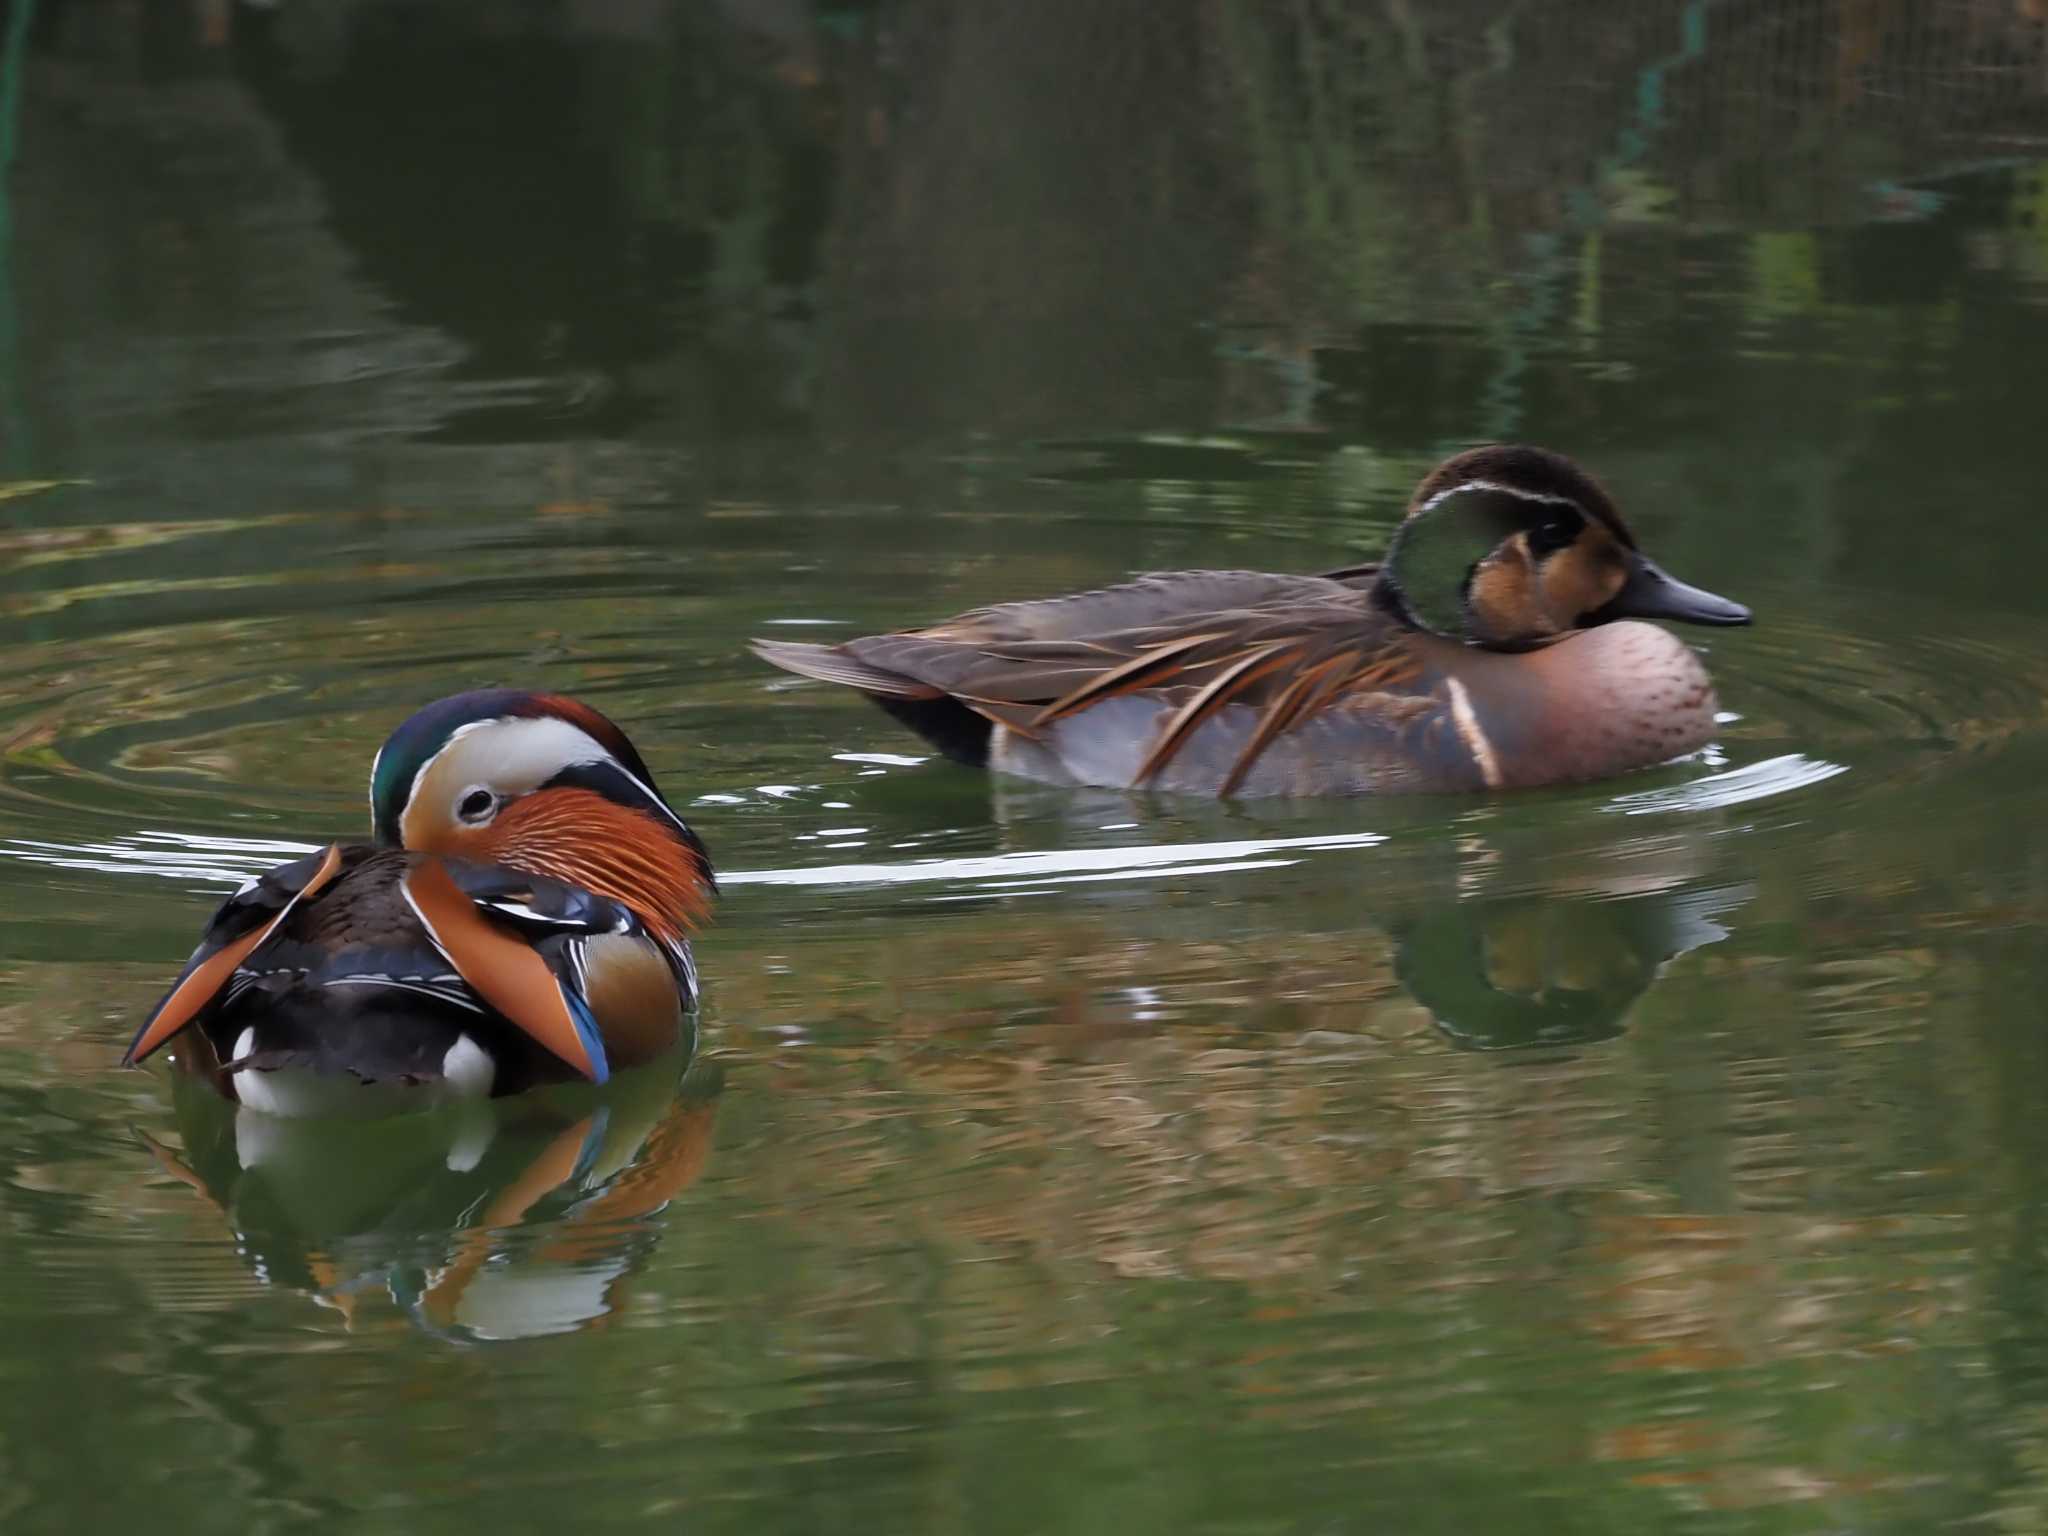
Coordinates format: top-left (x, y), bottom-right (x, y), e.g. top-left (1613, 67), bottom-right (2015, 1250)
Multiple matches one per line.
top-left (2, 2), bottom-right (2047, 1531)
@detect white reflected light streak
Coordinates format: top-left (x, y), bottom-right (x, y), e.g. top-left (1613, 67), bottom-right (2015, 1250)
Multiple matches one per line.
top-left (5, 751), bottom-right (1842, 895)
top-left (1603, 753), bottom-right (1849, 815)
top-left (721, 833), bottom-right (1385, 888)
top-left (2, 828), bottom-right (1389, 893)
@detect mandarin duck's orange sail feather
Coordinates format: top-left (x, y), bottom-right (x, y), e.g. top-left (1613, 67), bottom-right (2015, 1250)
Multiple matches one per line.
top-left (401, 859), bottom-right (610, 1083)
top-left (124, 844), bottom-right (345, 1066)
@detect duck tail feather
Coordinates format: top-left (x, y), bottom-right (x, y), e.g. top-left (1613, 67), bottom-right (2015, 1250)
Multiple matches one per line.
top-left (751, 638), bottom-right (942, 699)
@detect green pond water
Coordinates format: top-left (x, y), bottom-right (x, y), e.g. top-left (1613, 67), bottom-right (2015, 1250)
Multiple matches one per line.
top-left (4, 2), bottom-right (2048, 1531)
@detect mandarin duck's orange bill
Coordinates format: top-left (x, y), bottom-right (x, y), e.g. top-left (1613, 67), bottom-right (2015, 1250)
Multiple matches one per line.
top-left (124, 690), bottom-right (715, 1117)
top-left (754, 445), bottom-right (1753, 797)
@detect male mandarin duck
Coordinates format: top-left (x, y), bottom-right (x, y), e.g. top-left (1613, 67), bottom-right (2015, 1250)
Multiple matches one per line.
top-left (753, 445), bottom-right (1752, 796)
top-left (123, 690), bottom-right (715, 1117)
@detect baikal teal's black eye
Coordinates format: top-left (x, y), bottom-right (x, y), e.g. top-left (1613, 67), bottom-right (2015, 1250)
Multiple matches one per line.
top-left (1527, 508), bottom-right (1585, 556)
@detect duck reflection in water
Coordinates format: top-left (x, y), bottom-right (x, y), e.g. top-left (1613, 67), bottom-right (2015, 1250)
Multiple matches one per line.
top-left (987, 778), bottom-right (1751, 1050)
top-left (137, 1042), bottom-right (721, 1342)
top-left (1391, 880), bottom-right (1749, 1050)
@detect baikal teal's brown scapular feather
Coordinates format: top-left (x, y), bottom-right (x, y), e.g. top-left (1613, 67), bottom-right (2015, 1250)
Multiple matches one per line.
top-left (753, 445), bottom-right (1752, 798)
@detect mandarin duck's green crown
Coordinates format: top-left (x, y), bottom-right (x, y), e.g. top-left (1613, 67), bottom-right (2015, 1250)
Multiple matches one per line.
top-left (1380, 444), bottom-right (1750, 648)
top-left (369, 688), bottom-right (671, 847)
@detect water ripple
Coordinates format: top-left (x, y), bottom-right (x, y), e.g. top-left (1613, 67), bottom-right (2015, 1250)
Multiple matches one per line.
top-left (1604, 753), bottom-right (1852, 815)
top-left (2, 826), bottom-right (1392, 896)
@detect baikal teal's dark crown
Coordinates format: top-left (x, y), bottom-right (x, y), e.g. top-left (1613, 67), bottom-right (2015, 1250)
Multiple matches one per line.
top-left (368, 689), bottom-right (661, 846)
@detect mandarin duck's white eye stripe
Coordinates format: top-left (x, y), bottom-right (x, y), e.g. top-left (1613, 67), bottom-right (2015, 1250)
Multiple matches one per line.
top-left (404, 716), bottom-right (513, 826)
top-left (408, 717), bottom-right (632, 804)
top-left (400, 715), bottom-right (619, 845)
top-left (395, 707), bottom-right (699, 855)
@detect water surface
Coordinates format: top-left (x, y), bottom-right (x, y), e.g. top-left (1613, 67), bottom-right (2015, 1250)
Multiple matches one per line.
top-left (4, 4), bottom-right (2048, 1531)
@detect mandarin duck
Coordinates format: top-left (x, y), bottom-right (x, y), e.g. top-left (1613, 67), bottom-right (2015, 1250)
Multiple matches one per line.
top-left (124, 690), bottom-right (714, 1116)
top-left (754, 445), bottom-right (1752, 796)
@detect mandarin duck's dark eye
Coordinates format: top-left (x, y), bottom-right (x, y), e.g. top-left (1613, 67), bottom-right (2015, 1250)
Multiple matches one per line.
top-left (1526, 508), bottom-right (1584, 557)
top-left (456, 788), bottom-right (497, 823)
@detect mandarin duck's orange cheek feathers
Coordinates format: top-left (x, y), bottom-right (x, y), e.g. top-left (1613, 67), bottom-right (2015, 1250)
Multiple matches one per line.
top-left (484, 776), bottom-right (715, 941)
top-left (368, 690), bottom-right (714, 944)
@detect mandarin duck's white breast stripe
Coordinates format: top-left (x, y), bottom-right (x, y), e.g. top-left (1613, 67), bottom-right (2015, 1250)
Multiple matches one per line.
top-left (478, 898), bottom-right (589, 928)
top-left (669, 937), bottom-right (700, 1002)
